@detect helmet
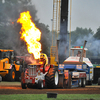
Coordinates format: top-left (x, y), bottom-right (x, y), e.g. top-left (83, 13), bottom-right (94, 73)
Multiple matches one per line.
top-left (40, 54), bottom-right (45, 59)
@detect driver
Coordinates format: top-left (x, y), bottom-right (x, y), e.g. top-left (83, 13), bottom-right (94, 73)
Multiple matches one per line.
top-left (77, 51), bottom-right (81, 57)
top-left (39, 54), bottom-right (46, 72)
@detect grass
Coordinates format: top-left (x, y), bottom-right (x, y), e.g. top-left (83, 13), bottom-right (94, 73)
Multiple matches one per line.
top-left (0, 94), bottom-right (100, 100)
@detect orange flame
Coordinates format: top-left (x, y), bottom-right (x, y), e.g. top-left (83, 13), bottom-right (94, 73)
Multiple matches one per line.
top-left (17, 11), bottom-right (41, 59)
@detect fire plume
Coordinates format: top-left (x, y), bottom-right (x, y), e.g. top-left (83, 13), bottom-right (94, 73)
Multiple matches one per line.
top-left (17, 11), bottom-right (41, 59)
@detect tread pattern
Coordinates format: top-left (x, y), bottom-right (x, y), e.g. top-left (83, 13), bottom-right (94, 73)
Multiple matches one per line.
top-left (45, 67), bottom-right (58, 88)
top-left (7, 68), bottom-right (15, 81)
top-left (98, 78), bottom-right (100, 85)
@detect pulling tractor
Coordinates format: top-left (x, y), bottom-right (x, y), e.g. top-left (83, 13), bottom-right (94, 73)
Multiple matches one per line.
top-left (58, 44), bottom-right (93, 87)
top-left (49, 40), bottom-right (91, 88)
top-left (21, 53), bottom-right (59, 89)
top-left (0, 49), bottom-right (22, 81)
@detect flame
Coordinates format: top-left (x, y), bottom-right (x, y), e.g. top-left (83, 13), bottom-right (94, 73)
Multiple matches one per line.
top-left (17, 11), bottom-right (41, 59)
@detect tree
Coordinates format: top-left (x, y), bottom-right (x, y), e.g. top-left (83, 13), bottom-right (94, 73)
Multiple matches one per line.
top-left (94, 27), bottom-right (100, 40)
top-left (0, 0), bottom-right (51, 56)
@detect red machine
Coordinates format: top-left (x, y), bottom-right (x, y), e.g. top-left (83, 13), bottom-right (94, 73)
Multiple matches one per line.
top-left (21, 53), bottom-right (52, 89)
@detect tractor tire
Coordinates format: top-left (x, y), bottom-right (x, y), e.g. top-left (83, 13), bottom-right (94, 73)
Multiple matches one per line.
top-left (7, 68), bottom-right (15, 81)
top-left (81, 78), bottom-right (86, 87)
top-left (58, 74), bottom-right (64, 88)
top-left (21, 82), bottom-right (27, 89)
top-left (86, 81), bottom-right (92, 85)
top-left (38, 80), bottom-right (44, 89)
top-left (0, 76), bottom-right (2, 82)
top-left (45, 67), bottom-right (59, 89)
top-left (98, 77), bottom-right (100, 85)
top-left (27, 84), bottom-right (32, 88)
top-left (78, 78), bottom-right (82, 87)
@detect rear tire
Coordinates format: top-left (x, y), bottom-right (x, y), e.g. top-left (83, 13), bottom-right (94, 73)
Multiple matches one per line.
top-left (58, 74), bottom-right (64, 88)
top-left (82, 78), bottom-right (86, 87)
top-left (86, 81), bottom-right (92, 85)
top-left (78, 79), bottom-right (82, 87)
top-left (38, 80), bottom-right (43, 89)
top-left (98, 77), bottom-right (100, 85)
top-left (45, 67), bottom-right (59, 88)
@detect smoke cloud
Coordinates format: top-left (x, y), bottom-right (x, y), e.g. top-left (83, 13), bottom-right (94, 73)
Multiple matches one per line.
top-left (72, 33), bottom-right (100, 57)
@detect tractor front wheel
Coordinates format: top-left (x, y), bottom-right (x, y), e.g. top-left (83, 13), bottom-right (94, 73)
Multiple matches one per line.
top-left (7, 68), bottom-right (15, 81)
top-left (38, 80), bottom-right (44, 89)
top-left (21, 82), bottom-right (27, 89)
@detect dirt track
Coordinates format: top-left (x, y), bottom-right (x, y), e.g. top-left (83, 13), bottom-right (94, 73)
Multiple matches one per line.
top-left (0, 82), bottom-right (100, 94)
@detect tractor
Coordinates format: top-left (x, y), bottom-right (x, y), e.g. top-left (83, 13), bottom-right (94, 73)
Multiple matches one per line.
top-left (21, 53), bottom-right (58, 89)
top-left (0, 49), bottom-right (22, 81)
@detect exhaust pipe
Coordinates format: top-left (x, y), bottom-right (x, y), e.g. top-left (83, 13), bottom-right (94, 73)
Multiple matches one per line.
top-left (79, 40), bottom-right (87, 62)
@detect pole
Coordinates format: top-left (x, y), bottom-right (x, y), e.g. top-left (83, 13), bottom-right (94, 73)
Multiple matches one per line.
top-left (69, 0), bottom-right (72, 56)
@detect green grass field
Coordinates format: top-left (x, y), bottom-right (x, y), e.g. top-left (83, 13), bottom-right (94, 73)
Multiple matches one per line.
top-left (0, 94), bottom-right (100, 100)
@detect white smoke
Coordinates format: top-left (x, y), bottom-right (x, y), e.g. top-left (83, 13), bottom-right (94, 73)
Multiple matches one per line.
top-left (72, 33), bottom-right (100, 57)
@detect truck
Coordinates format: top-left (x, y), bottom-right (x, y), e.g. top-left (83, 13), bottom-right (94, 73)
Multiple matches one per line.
top-left (0, 49), bottom-right (22, 81)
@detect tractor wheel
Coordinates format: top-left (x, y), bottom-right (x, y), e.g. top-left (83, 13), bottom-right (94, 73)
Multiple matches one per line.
top-left (0, 76), bottom-right (2, 82)
top-left (78, 78), bottom-right (82, 87)
top-left (38, 80), bottom-right (43, 89)
top-left (82, 78), bottom-right (86, 87)
top-left (45, 67), bottom-right (59, 89)
top-left (7, 68), bottom-right (15, 81)
top-left (21, 82), bottom-right (27, 89)
top-left (27, 84), bottom-right (33, 88)
top-left (58, 74), bottom-right (64, 88)
top-left (98, 77), bottom-right (100, 85)
top-left (86, 81), bottom-right (92, 85)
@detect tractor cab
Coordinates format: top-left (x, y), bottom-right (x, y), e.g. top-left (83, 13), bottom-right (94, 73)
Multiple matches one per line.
top-left (0, 49), bottom-right (14, 63)
top-left (63, 46), bottom-right (93, 67)
top-left (70, 46), bottom-right (88, 58)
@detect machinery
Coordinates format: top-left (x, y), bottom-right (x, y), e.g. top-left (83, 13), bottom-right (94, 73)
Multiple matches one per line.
top-left (21, 53), bottom-right (55, 89)
top-left (47, 41), bottom-right (88, 88)
top-left (71, 46), bottom-right (93, 85)
top-left (0, 49), bottom-right (22, 81)
top-left (93, 67), bottom-right (100, 85)
top-left (89, 58), bottom-right (100, 85)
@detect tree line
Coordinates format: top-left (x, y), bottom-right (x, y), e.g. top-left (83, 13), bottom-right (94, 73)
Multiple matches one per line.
top-left (0, 0), bottom-right (100, 57)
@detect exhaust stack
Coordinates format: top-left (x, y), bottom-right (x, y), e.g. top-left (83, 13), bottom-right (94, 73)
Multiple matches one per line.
top-left (79, 40), bottom-right (87, 62)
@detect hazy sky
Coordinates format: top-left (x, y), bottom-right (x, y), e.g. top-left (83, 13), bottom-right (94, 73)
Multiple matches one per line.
top-left (32, 0), bottom-right (100, 33)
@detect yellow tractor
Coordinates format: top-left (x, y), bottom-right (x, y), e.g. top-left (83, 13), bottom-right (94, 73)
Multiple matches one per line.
top-left (0, 49), bottom-right (22, 81)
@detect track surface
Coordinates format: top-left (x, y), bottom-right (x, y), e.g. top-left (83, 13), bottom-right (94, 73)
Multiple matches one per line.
top-left (0, 82), bottom-right (100, 94)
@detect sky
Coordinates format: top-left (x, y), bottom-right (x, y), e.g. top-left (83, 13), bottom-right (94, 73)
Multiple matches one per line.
top-left (32, 0), bottom-right (100, 33)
